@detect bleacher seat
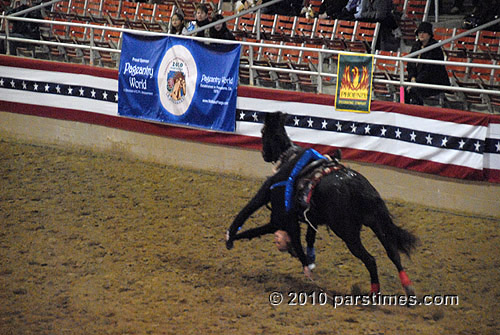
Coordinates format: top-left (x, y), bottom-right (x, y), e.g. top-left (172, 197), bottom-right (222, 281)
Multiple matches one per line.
top-left (373, 50), bottom-right (401, 101)
top-left (253, 59), bottom-right (275, 87)
top-left (280, 41), bottom-right (301, 63)
top-left (290, 61), bottom-right (317, 92)
top-left (334, 20), bottom-right (355, 44)
top-left (272, 15), bottom-right (295, 41)
top-left (291, 17), bottom-right (316, 43)
top-left (270, 60), bottom-right (294, 89)
top-left (354, 21), bottom-right (380, 54)
top-left (69, 0), bottom-right (87, 18)
top-left (314, 18), bottom-right (336, 41)
top-left (434, 27), bottom-right (454, 51)
top-left (257, 14), bottom-right (276, 40)
top-left (137, 3), bottom-right (155, 23)
top-left (233, 13), bottom-right (256, 39)
top-left (403, 0), bottom-right (428, 21)
top-left (153, 3), bottom-right (174, 25)
top-left (120, 1), bottom-right (138, 21)
top-left (258, 39), bottom-right (281, 62)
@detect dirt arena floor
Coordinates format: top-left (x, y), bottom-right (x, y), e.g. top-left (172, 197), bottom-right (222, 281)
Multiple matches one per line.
top-left (0, 137), bottom-right (499, 335)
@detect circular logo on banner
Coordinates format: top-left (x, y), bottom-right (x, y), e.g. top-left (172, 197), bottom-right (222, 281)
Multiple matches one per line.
top-left (157, 45), bottom-right (197, 116)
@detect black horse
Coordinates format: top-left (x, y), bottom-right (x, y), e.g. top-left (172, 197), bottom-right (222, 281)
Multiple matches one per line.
top-left (225, 112), bottom-right (418, 296)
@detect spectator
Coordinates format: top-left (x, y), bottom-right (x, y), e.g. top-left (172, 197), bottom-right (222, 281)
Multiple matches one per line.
top-left (209, 14), bottom-right (236, 40)
top-left (357, 0), bottom-right (399, 51)
top-left (5, 0), bottom-right (42, 55)
top-left (169, 13), bottom-right (188, 35)
top-left (338, 0), bottom-right (362, 20)
top-left (263, 0), bottom-right (304, 16)
top-left (193, 3), bottom-right (211, 37)
top-left (318, 0), bottom-right (349, 19)
top-left (235, 0), bottom-right (255, 13)
top-left (405, 22), bottom-right (450, 105)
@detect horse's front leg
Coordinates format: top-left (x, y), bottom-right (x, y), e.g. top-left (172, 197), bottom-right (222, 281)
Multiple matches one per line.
top-left (226, 179), bottom-right (273, 249)
top-left (305, 224), bottom-right (317, 265)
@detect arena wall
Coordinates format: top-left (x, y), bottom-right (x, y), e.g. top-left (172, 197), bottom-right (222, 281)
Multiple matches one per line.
top-left (1, 56), bottom-right (499, 217)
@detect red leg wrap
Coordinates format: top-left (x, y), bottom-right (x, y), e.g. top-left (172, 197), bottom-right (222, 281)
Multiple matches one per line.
top-left (370, 283), bottom-right (380, 294)
top-left (399, 270), bottom-right (412, 287)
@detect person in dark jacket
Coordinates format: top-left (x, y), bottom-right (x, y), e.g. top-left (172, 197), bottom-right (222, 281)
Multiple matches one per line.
top-left (318, 0), bottom-right (349, 19)
top-left (405, 22), bottom-right (450, 105)
top-left (209, 14), bottom-right (236, 40)
top-left (338, 0), bottom-right (362, 20)
top-left (194, 3), bottom-right (211, 37)
top-left (263, 0), bottom-right (303, 16)
top-left (358, 0), bottom-right (399, 51)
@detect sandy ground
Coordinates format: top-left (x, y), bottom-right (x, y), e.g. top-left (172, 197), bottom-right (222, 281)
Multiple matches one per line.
top-left (0, 138), bottom-right (499, 335)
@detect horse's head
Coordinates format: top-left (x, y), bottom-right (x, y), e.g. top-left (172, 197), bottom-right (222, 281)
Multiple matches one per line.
top-left (261, 112), bottom-right (293, 163)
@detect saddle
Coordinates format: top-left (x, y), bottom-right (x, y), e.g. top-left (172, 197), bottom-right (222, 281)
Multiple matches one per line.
top-left (271, 147), bottom-right (343, 214)
top-left (296, 159), bottom-right (343, 210)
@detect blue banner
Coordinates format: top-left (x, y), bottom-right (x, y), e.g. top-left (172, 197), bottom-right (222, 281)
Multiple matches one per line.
top-left (118, 33), bottom-right (240, 132)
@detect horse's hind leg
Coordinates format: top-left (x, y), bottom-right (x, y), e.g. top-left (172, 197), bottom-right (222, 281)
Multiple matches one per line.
top-left (371, 225), bottom-right (415, 297)
top-left (344, 238), bottom-right (380, 294)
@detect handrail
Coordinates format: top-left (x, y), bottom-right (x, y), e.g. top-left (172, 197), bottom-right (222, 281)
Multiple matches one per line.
top-left (1, 14), bottom-right (500, 102)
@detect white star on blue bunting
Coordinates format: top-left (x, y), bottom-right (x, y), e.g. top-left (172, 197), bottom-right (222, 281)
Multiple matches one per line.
top-left (0, 76), bottom-right (118, 103)
top-left (235, 110), bottom-right (489, 154)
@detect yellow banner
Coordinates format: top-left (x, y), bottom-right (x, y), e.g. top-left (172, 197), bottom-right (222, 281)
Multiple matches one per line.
top-left (335, 53), bottom-right (374, 113)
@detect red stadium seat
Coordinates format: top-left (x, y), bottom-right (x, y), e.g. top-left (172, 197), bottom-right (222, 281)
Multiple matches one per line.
top-left (120, 1), bottom-right (138, 21)
top-left (272, 15), bottom-right (295, 41)
top-left (257, 14), bottom-right (276, 40)
top-left (292, 17), bottom-right (316, 43)
top-left (353, 21), bottom-right (380, 54)
top-left (314, 18), bottom-right (335, 40)
top-left (403, 0), bottom-right (428, 21)
top-left (137, 3), bottom-right (155, 23)
top-left (334, 20), bottom-right (355, 43)
top-left (234, 13), bottom-right (257, 39)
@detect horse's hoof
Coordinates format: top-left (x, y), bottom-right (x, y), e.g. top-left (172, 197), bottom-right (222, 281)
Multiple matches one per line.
top-left (306, 247), bottom-right (316, 264)
top-left (370, 283), bottom-right (381, 294)
top-left (403, 285), bottom-right (417, 307)
top-left (404, 285), bottom-right (416, 297)
top-left (225, 231), bottom-right (234, 250)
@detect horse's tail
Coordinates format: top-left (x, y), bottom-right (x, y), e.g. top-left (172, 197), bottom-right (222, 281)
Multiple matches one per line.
top-left (375, 203), bottom-right (418, 256)
top-left (385, 217), bottom-right (418, 256)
